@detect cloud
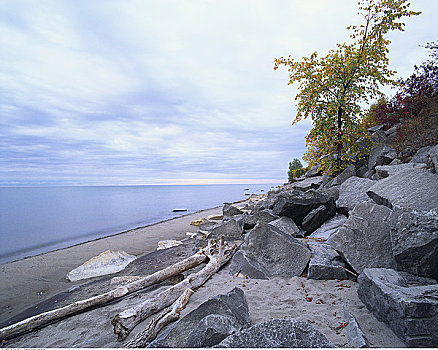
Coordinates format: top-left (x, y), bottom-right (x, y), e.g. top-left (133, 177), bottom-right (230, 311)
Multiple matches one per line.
top-left (0, 0), bottom-right (436, 185)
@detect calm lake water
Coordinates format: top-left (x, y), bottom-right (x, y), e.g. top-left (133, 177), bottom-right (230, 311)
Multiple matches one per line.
top-left (0, 183), bottom-right (278, 264)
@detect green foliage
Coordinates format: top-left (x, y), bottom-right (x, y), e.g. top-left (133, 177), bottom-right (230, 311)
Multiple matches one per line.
top-left (288, 158), bottom-right (305, 182)
top-left (275, 0), bottom-right (420, 175)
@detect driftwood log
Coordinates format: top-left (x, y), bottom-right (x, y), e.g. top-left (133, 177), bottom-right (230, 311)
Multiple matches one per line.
top-left (112, 237), bottom-right (237, 340)
top-left (125, 288), bottom-right (194, 347)
top-left (0, 251), bottom-right (207, 341)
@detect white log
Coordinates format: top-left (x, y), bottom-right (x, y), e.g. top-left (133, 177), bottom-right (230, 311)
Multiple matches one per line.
top-left (0, 252), bottom-right (207, 341)
top-left (125, 288), bottom-right (194, 347)
top-left (112, 237), bottom-right (237, 340)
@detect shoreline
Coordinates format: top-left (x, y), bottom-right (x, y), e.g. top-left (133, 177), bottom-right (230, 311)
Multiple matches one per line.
top-left (0, 203), bottom-right (227, 325)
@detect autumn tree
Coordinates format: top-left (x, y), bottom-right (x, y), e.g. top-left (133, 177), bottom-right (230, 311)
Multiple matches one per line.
top-left (274, 0), bottom-right (420, 174)
top-left (288, 158), bottom-right (305, 181)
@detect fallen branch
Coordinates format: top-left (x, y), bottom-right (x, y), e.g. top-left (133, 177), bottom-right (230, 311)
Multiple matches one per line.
top-left (339, 266), bottom-right (358, 277)
top-left (112, 237), bottom-right (237, 341)
top-left (125, 288), bottom-right (194, 347)
top-left (0, 251), bottom-right (207, 341)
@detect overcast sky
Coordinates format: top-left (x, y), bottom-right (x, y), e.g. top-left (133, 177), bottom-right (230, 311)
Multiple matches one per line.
top-left (0, 0), bottom-right (436, 186)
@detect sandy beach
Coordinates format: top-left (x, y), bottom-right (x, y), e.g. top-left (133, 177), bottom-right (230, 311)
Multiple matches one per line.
top-left (0, 201), bottom-right (407, 348)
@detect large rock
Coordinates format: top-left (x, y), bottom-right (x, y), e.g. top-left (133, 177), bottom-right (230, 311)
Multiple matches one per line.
top-left (269, 216), bottom-right (301, 237)
top-left (229, 222), bottom-right (311, 279)
top-left (358, 268), bottom-right (438, 347)
top-left (223, 204), bottom-right (243, 217)
top-left (430, 144), bottom-right (438, 171)
top-left (308, 214), bottom-right (347, 241)
top-left (242, 210), bottom-right (278, 230)
top-left (370, 129), bottom-right (388, 144)
top-left (368, 146), bottom-right (397, 170)
top-left (208, 219), bottom-right (244, 241)
top-left (302, 204), bottom-right (336, 234)
top-left (342, 305), bottom-right (368, 348)
top-left (327, 201), bottom-right (396, 274)
top-left (410, 145), bottom-right (433, 163)
top-left (367, 168), bottom-right (438, 211)
top-left (326, 165), bottom-right (356, 187)
top-left (305, 165), bottom-right (322, 178)
top-left (374, 163), bottom-right (426, 179)
top-left (66, 250), bottom-right (136, 282)
top-left (336, 176), bottom-right (374, 213)
top-left (272, 189), bottom-right (336, 227)
top-left (215, 319), bottom-right (334, 348)
top-left (291, 176), bottom-right (324, 191)
top-left (307, 242), bottom-right (347, 280)
top-left (149, 287), bottom-right (250, 348)
top-left (389, 206), bottom-right (438, 280)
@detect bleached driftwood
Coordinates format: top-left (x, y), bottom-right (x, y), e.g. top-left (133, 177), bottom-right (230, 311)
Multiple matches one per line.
top-left (0, 251), bottom-right (207, 340)
top-left (112, 237), bottom-right (237, 340)
top-left (125, 288), bottom-right (194, 347)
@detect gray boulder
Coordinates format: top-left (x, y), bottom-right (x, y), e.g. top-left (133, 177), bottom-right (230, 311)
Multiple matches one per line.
top-left (367, 168), bottom-right (438, 211)
top-left (328, 201), bottom-right (396, 274)
top-left (307, 242), bottom-right (347, 280)
top-left (209, 219), bottom-right (244, 241)
top-left (374, 163), bottom-right (426, 179)
top-left (367, 124), bottom-right (385, 134)
top-left (223, 204), bottom-right (243, 217)
top-left (308, 214), bottom-right (347, 241)
top-left (358, 268), bottom-right (438, 347)
top-left (368, 146), bottom-right (397, 170)
top-left (305, 165), bottom-right (322, 178)
top-left (356, 165), bottom-right (369, 178)
top-left (430, 144), bottom-right (438, 171)
top-left (272, 189), bottom-right (336, 226)
top-left (215, 319), bottom-right (334, 348)
top-left (149, 287), bottom-right (250, 348)
top-left (390, 206), bottom-right (438, 280)
top-left (336, 176), bottom-right (374, 213)
top-left (292, 176), bottom-right (324, 191)
top-left (410, 145), bottom-right (433, 163)
top-left (269, 216), bottom-right (301, 237)
top-left (243, 210), bottom-right (278, 230)
top-left (229, 222), bottom-right (311, 279)
top-left (370, 129), bottom-right (388, 144)
top-left (302, 204), bottom-right (336, 234)
top-left (326, 165), bottom-right (356, 187)
top-left (342, 305), bottom-right (368, 348)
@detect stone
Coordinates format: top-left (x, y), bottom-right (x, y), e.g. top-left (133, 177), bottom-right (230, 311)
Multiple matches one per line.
top-left (410, 145), bottom-right (433, 163)
top-left (384, 125), bottom-right (398, 136)
top-left (272, 189), bottom-right (336, 226)
top-left (342, 305), bottom-right (368, 348)
top-left (374, 162), bottom-right (426, 179)
top-left (368, 146), bottom-right (397, 170)
top-left (208, 214), bottom-right (224, 221)
top-left (191, 218), bottom-right (207, 226)
top-left (208, 219), bottom-right (244, 241)
top-left (223, 204), bottom-right (243, 217)
top-left (318, 185), bottom-right (340, 201)
top-left (326, 165), bottom-right (356, 187)
top-left (327, 201), bottom-right (396, 274)
top-left (269, 216), bottom-right (300, 237)
top-left (66, 250), bottom-right (136, 282)
top-left (367, 124), bottom-right (385, 134)
top-left (356, 165), bottom-right (368, 178)
top-left (430, 144), bottom-right (438, 171)
top-left (302, 204), bottom-right (336, 234)
top-left (243, 210), bottom-right (278, 230)
top-left (215, 319), bottom-right (334, 348)
top-left (370, 129), bottom-right (387, 144)
top-left (292, 176), bottom-right (324, 191)
top-left (308, 214), bottom-right (347, 241)
top-left (149, 287), bottom-right (250, 348)
top-left (367, 168), bottom-right (438, 211)
top-left (305, 165), bottom-right (322, 178)
top-left (307, 242), bottom-right (347, 280)
top-left (358, 268), bottom-right (438, 347)
top-left (389, 206), bottom-right (438, 280)
top-left (157, 240), bottom-right (183, 250)
top-left (198, 220), bottom-right (221, 232)
top-left (336, 176), bottom-right (374, 213)
top-left (229, 222), bottom-right (311, 279)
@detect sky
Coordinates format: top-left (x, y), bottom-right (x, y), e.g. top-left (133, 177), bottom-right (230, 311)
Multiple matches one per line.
top-left (0, 0), bottom-right (436, 186)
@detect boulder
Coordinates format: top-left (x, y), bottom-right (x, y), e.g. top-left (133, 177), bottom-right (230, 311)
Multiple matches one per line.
top-left (215, 319), bottom-right (334, 348)
top-left (308, 214), bottom-right (347, 241)
top-left (157, 240), bottom-right (183, 250)
top-left (229, 222), bottom-right (311, 279)
top-left (66, 250), bottom-right (136, 282)
top-left (243, 210), bottom-right (278, 230)
top-left (370, 129), bottom-right (387, 144)
top-left (208, 219), bottom-right (244, 241)
top-left (149, 287), bottom-right (250, 348)
top-left (272, 189), bottom-right (336, 226)
top-left (356, 165), bottom-right (368, 178)
top-left (307, 242), bottom-right (347, 280)
top-left (268, 216), bottom-right (301, 237)
top-left (302, 204), bottom-right (336, 234)
top-left (326, 165), bottom-right (356, 187)
top-left (292, 176), bottom-right (324, 191)
top-left (198, 220), bottom-right (221, 232)
top-left (318, 185), bottom-right (340, 201)
top-left (410, 145), bottom-right (433, 163)
top-left (368, 146), bottom-right (397, 170)
top-left (384, 125), bottom-right (398, 136)
top-left (430, 144), bottom-right (438, 171)
top-left (327, 201), bottom-right (396, 274)
top-left (336, 176), bottom-right (374, 213)
top-left (374, 163), bottom-right (426, 179)
top-left (305, 165), bottom-right (322, 178)
top-left (223, 204), bottom-right (243, 217)
top-left (342, 305), bottom-right (368, 348)
top-left (389, 206), bottom-right (438, 280)
top-left (358, 268), bottom-right (438, 347)
top-left (367, 124), bottom-right (385, 134)
top-left (367, 168), bottom-right (438, 211)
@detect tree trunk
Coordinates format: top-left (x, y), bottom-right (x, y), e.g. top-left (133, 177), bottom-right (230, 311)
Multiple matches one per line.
top-left (112, 237), bottom-right (237, 341)
top-left (0, 252), bottom-right (207, 341)
top-left (336, 106), bottom-right (343, 173)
